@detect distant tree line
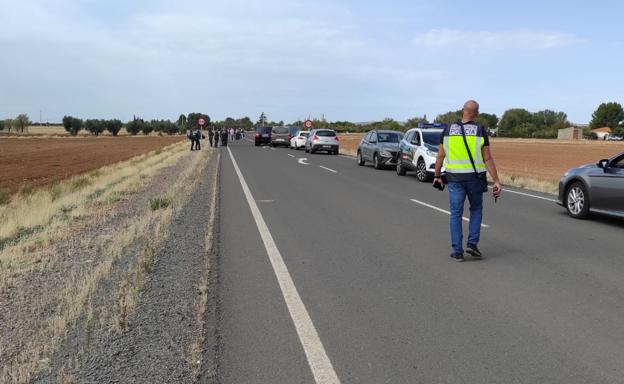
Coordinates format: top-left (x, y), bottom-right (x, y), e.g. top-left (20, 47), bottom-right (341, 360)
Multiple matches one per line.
top-left (1, 114), bottom-right (32, 133)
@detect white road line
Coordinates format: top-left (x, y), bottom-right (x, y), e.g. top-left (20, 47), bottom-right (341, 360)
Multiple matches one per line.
top-left (488, 186), bottom-right (556, 202)
top-left (319, 166), bottom-right (337, 173)
top-left (227, 147), bottom-right (341, 384)
top-left (298, 158), bottom-right (310, 165)
top-left (410, 198), bottom-right (489, 228)
top-left (288, 154), bottom-right (296, 158)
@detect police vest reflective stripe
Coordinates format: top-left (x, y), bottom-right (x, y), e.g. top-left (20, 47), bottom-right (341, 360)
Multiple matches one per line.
top-left (443, 123), bottom-right (486, 173)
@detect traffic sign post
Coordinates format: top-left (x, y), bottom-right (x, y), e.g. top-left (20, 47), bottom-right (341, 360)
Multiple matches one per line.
top-left (304, 120), bottom-right (313, 129)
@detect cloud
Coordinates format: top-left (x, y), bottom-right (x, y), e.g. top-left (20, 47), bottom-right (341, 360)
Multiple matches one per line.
top-left (413, 29), bottom-right (583, 50)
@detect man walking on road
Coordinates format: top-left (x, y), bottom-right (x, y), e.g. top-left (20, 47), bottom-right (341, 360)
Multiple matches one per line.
top-left (433, 100), bottom-right (502, 261)
top-left (208, 128), bottom-right (214, 147)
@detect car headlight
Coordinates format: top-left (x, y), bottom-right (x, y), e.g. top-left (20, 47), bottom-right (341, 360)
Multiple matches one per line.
top-left (380, 150), bottom-right (392, 157)
top-left (426, 150), bottom-right (437, 157)
top-left (563, 171), bottom-right (569, 177)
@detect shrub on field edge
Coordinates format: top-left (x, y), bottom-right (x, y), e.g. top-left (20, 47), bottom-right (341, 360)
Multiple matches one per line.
top-left (149, 197), bottom-right (172, 211)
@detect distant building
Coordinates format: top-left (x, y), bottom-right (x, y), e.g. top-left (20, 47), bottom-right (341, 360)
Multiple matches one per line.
top-left (557, 127), bottom-right (583, 140)
top-left (591, 127), bottom-right (612, 140)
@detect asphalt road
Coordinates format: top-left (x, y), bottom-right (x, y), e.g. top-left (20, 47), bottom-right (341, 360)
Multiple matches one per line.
top-left (216, 138), bottom-right (624, 384)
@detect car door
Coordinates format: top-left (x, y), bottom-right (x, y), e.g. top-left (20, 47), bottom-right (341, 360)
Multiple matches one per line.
top-left (409, 130), bottom-right (422, 167)
top-left (366, 131), bottom-right (378, 161)
top-left (589, 153), bottom-right (624, 214)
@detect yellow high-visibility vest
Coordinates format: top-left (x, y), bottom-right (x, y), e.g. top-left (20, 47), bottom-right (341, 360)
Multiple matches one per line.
top-left (443, 123), bottom-right (486, 173)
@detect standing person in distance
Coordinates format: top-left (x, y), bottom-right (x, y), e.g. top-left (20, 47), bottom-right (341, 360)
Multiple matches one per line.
top-left (214, 128), bottom-right (220, 148)
top-left (433, 100), bottom-right (502, 262)
top-left (187, 129), bottom-right (196, 151)
top-left (208, 127), bottom-right (214, 147)
top-left (194, 128), bottom-right (202, 151)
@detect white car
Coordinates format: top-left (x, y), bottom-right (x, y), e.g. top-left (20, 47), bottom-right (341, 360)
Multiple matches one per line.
top-left (290, 131), bottom-right (309, 150)
top-left (396, 127), bottom-right (445, 181)
top-left (305, 129), bottom-right (340, 155)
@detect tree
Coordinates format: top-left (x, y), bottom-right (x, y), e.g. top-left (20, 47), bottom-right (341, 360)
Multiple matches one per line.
top-left (614, 127), bottom-right (624, 137)
top-left (126, 118), bottom-right (144, 135)
top-left (14, 114), bottom-right (31, 133)
top-left (237, 116), bottom-right (253, 130)
top-left (590, 102), bottom-right (624, 129)
top-left (105, 119), bottom-right (123, 136)
top-left (0, 120), bottom-right (4, 131)
top-left (62, 115), bottom-right (83, 136)
top-left (256, 112), bottom-right (267, 127)
top-left (177, 114), bottom-right (187, 131)
top-left (4, 119), bottom-right (13, 133)
top-left (381, 118), bottom-right (402, 131)
top-left (498, 109), bottom-right (533, 137)
top-left (141, 121), bottom-right (154, 135)
top-left (405, 116), bottom-right (429, 128)
top-left (434, 110), bottom-right (463, 125)
top-left (475, 113), bottom-right (499, 130)
top-left (85, 119), bottom-right (105, 136)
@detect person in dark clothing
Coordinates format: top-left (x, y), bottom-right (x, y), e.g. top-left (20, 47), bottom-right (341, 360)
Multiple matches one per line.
top-left (220, 129), bottom-right (228, 147)
top-left (214, 129), bottom-right (220, 147)
top-left (194, 129), bottom-right (201, 150)
top-left (188, 130), bottom-right (196, 151)
top-left (208, 128), bottom-right (214, 147)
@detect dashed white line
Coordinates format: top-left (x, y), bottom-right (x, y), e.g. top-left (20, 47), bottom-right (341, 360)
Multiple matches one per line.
top-left (410, 198), bottom-right (489, 228)
top-left (488, 186), bottom-right (556, 202)
top-left (288, 154), bottom-right (296, 158)
top-left (227, 147), bottom-right (341, 384)
top-left (319, 166), bottom-right (337, 173)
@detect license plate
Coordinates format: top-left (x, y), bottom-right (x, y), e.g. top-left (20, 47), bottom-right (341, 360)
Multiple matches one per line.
top-left (262, 134), bottom-right (268, 138)
top-left (277, 139), bottom-right (284, 141)
top-left (323, 145), bottom-right (331, 148)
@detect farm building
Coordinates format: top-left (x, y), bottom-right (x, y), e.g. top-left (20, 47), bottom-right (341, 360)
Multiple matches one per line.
top-left (591, 127), bottom-right (612, 140)
top-left (557, 127), bottom-right (582, 140)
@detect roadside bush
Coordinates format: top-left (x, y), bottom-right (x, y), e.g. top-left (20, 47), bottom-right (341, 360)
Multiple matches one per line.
top-left (149, 197), bottom-right (171, 211)
top-left (0, 188), bottom-right (10, 205)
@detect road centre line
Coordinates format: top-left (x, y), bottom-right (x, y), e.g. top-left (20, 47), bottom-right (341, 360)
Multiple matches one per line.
top-left (410, 198), bottom-right (489, 228)
top-left (319, 166), bottom-right (337, 173)
top-left (288, 154), bottom-right (296, 158)
top-left (488, 185), bottom-right (557, 202)
top-left (227, 147), bottom-right (341, 384)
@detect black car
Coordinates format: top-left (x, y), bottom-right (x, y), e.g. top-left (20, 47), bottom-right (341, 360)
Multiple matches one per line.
top-left (255, 126), bottom-right (272, 146)
top-left (356, 130), bottom-right (403, 169)
top-left (557, 151), bottom-right (624, 219)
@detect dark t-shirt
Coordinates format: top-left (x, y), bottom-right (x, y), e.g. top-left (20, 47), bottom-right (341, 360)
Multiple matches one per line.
top-left (440, 121), bottom-right (490, 182)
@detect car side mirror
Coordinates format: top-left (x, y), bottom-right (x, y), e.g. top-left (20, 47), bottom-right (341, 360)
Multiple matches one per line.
top-left (597, 159), bottom-right (610, 170)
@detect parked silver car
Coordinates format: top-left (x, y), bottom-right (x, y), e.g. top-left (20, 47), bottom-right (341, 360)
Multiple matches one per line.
top-left (557, 151), bottom-right (624, 219)
top-left (356, 130), bottom-right (403, 169)
top-left (305, 129), bottom-right (340, 155)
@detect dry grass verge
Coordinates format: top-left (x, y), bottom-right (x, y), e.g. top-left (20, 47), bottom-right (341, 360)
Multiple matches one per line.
top-left (0, 143), bottom-right (211, 383)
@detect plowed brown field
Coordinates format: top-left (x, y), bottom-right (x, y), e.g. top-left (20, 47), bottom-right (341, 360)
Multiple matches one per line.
top-left (339, 133), bottom-right (624, 184)
top-left (0, 136), bottom-right (185, 193)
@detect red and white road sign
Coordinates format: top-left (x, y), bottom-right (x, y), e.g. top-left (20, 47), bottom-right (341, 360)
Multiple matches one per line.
top-left (304, 120), bottom-right (313, 129)
top-left (198, 118), bottom-right (206, 126)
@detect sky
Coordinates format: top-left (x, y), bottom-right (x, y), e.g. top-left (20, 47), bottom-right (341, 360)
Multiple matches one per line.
top-left (1, 0), bottom-right (623, 124)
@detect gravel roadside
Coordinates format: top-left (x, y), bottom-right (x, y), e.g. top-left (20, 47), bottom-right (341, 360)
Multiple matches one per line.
top-left (19, 148), bottom-right (220, 383)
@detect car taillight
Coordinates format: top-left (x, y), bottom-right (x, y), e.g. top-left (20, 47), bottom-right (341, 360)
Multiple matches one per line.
top-left (255, 133), bottom-right (260, 138)
top-left (313, 135), bottom-right (319, 141)
top-left (288, 134), bottom-right (293, 140)
top-left (334, 136), bottom-right (339, 141)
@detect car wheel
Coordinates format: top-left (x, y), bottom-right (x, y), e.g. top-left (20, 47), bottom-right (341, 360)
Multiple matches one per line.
top-left (255, 143), bottom-right (259, 147)
top-left (373, 154), bottom-right (383, 170)
top-left (416, 158), bottom-right (430, 182)
top-left (396, 161), bottom-right (406, 176)
top-left (566, 182), bottom-right (590, 219)
top-left (334, 149), bottom-right (339, 155)
top-left (357, 151), bottom-right (365, 166)
top-left (310, 147), bottom-right (316, 154)
top-left (305, 146), bottom-right (309, 153)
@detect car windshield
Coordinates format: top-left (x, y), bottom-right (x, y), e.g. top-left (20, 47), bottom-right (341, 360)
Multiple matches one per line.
top-left (422, 131), bottom-right (442, 145)
top-left (316, 130), bottom-right (336, 137)
top-left (256, 127), bottom-right (271, 134)
top-left (272, 127), bottom-right (288, 134)
top-left (378, 132), bottom-right (402, 143)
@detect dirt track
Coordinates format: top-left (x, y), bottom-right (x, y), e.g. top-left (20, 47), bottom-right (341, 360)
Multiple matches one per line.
top-left (0, 136), bottom-right (184, 193)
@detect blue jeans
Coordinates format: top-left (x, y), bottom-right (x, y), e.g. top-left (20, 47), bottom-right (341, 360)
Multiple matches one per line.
top-left (448, 180), bottom-right (484, 255)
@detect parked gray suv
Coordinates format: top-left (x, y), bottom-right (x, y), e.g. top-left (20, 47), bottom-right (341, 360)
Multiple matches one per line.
top-left (357, 130), bottom-right (403, 169)
top-left (557, 151), bottom-right (624, 219)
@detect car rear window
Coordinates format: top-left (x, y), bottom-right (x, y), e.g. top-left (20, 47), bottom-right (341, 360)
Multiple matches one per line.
top-left (300, 132), bottom-right (310, 138)
top-left (256, 127), bottom-right (271, 134)
top-left (272, 127), bottom-right (289, 134)
top-left (378, 132), bottom-right (402, 143)
top-left (316, 130), bottom-right (336, 137)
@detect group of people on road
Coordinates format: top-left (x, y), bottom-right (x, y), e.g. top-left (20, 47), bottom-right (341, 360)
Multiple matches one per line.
top-left (188, 127), bottom-right (245, 151)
